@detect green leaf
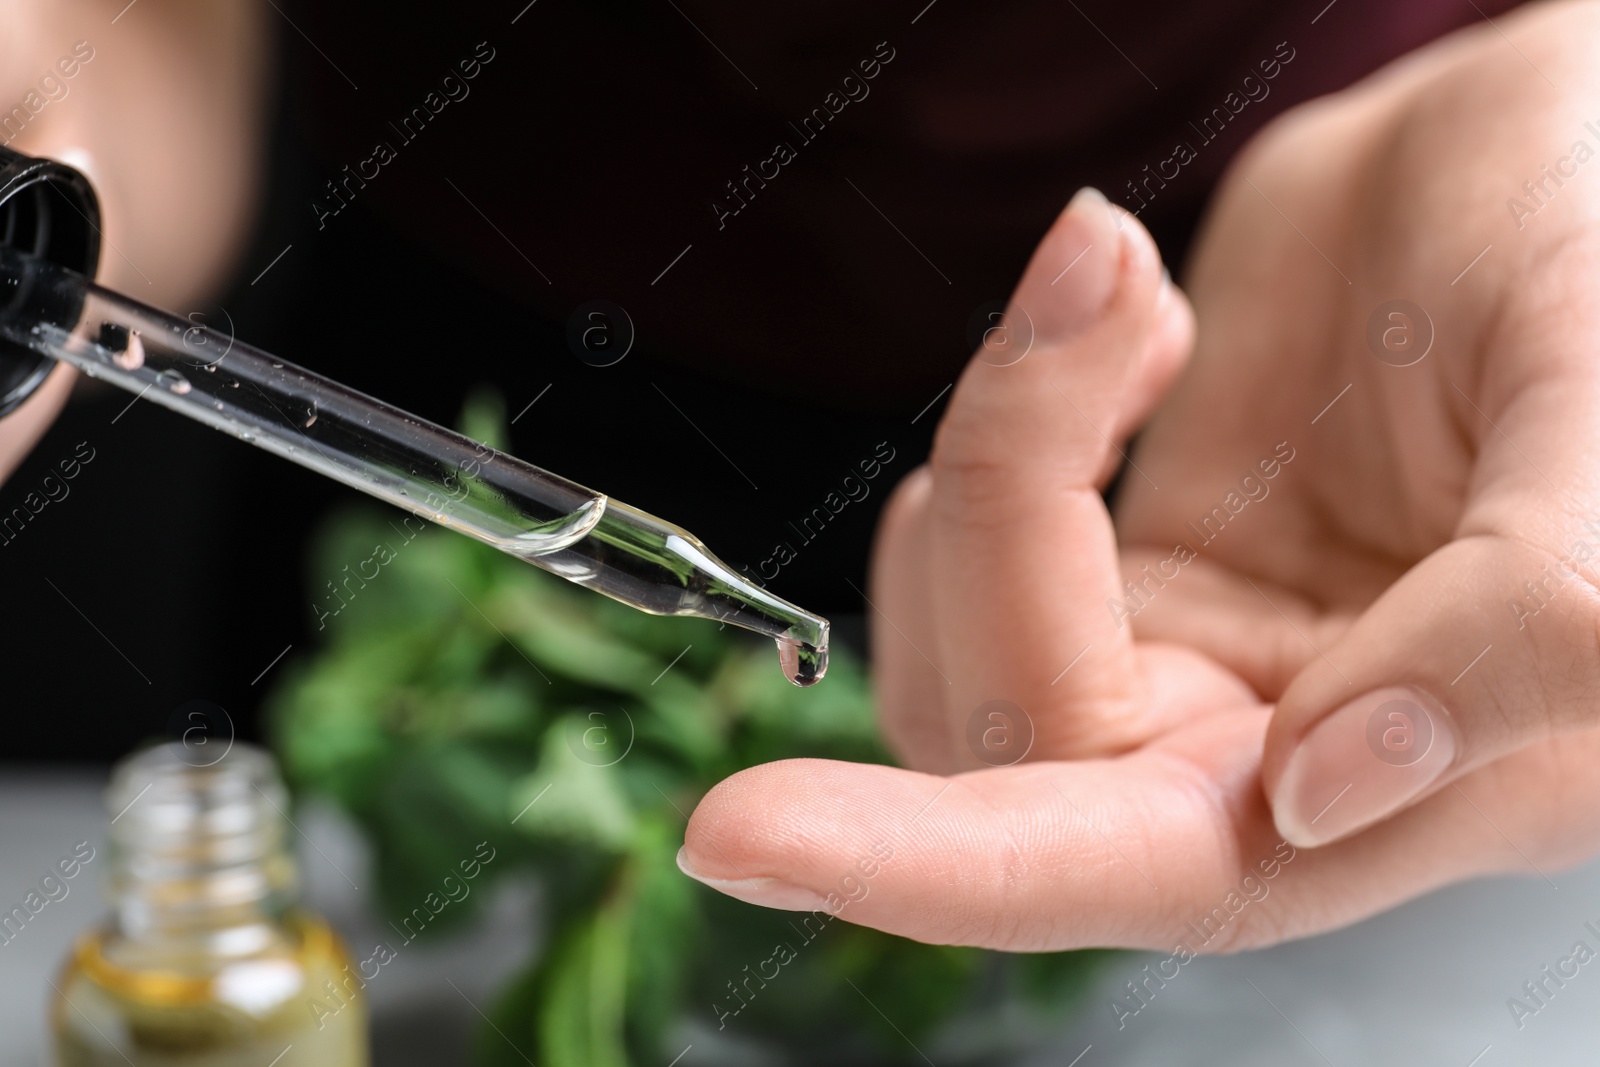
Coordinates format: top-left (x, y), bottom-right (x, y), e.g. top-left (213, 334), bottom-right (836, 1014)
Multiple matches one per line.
top-left (508, 722), bottom-right (637, 851)
top-left (459, 389), bottom-right (511, 452)
top-left (477, 961), bottom-right (543, 1067)
top-left (820, 925), bottom-right (982, 1046)
top-left (1013, 948), bottom-right (1117, 1007)
top-left (623, 815), bottom-right (701, 1057)
top-left (359, 742), bottom-right (522, 929)
top-left (536, 883), bottom-right (633, 1067)
top-left (492, 573), bottom-right (677, 691)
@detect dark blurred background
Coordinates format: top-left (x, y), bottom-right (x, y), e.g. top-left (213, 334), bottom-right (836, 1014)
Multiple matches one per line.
top-left (0, 0), bottom-right (1513, 760)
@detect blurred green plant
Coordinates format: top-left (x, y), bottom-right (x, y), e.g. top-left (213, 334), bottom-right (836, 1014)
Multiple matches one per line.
top-left (267, 393), bottom-right (1109, 1066)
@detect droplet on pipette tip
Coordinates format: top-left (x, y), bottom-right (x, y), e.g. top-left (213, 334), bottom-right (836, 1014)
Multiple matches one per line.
top-left (777, 638), bottom-right (828, 687)
top-left (155, 370), bottom-right (191, 395)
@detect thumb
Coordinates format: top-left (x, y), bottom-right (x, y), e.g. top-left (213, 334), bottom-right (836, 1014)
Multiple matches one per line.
top-left (1263, 401), bottom-right (1600, 849)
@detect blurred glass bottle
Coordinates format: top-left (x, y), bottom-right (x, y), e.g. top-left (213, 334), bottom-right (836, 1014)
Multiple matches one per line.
top-left (51, 741), bottom-right (368, 1066)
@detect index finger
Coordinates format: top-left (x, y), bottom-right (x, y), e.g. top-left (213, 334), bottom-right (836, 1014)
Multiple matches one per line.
top-left (680, 705), bottom-right (1521, 953)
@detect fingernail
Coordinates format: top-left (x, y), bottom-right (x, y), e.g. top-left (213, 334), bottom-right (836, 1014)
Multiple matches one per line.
top-left (1272, 686), bottom-right (1457, 847)
top-left (676, 847), bottom-right (830, 912)
top-left (1031, 187), bottom-right (1117, 344)
top-left (1067, 185), bottom-right (1109, 215)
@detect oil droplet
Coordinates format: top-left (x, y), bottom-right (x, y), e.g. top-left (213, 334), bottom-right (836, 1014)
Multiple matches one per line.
top-left (776, 638), bottom-right (828, 687)
top-left (155, 370), bottom-right (191, 395)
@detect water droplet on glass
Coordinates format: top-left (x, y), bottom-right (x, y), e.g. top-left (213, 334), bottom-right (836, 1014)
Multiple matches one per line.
top-left (776, 638), bottom-right (827, 687)
top-left (155, 370), bottom-right (191, 395)
top-left (240, 430), bottom-right (255, 442)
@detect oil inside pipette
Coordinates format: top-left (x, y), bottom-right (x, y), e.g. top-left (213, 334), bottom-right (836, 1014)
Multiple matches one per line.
top-left (490, 499), bottom-right (830, 686)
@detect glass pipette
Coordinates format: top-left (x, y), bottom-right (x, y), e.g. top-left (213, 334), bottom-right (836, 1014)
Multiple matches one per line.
top-left (0, 244), bottom-right (828, 685)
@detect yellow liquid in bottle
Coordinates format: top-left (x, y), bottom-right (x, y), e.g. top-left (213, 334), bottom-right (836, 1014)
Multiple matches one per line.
top-left (52, 911), bottom-right (367, 1067)
top-left (52, 742), bottom-right (369, 1067)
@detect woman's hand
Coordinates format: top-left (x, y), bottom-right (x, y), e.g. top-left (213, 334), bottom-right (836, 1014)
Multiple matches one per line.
top-left (680, 0), bottom-right (1600, 952)
top-left (0, 1), bottom-right (270, 483)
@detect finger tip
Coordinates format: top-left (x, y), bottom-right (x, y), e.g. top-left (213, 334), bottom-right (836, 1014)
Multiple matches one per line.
top-left (1011, 188), bottom-right (1122, 339)
top-left (1269, 791), bottom-right (1328, 850)
top-left (1038, 188), bottom-right (1164, 334)
top-left (875, 464), bottom-right (933, 548)
top-left (682, 758), bottom-right (827, 870)
top-left (1268, 684), bottom-right (1460, 853)
top-left (1118, 273), bottom-right (1194, 431)
top-left (1265, 720), bottom-right (1342, 849)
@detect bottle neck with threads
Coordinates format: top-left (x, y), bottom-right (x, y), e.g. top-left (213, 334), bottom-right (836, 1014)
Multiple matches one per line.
top-left (105, 742), bottom-right (299, 966)
top-left (52, 742), bottom-right (367, 1067)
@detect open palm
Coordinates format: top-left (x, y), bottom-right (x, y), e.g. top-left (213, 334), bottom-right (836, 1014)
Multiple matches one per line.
top-left (680, 2), bottom-right (1600, 953)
